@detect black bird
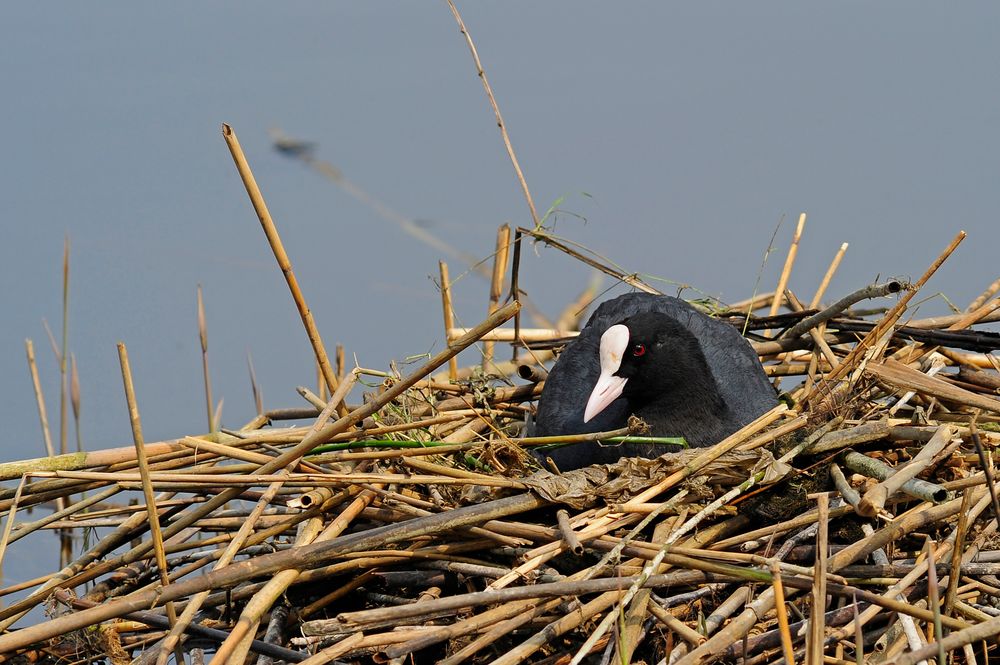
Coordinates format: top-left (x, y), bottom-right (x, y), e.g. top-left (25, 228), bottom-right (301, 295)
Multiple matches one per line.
top-left (533, 293), bottom-right (777, 470)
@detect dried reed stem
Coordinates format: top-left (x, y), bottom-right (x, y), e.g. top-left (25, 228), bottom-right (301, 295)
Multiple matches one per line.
top-left (445, 1), bottom-right (539, 227)
top-left (518, 227), bottom-right (660, 294)
top-left (967, 276), bottom-right (1000, 312)
top-left (483, 223), bottom-right (511, 371)
top-left (298, 631), bottom-right (365, 664)
top-left (810, 242), bottom-right (849, 309)
top-left (439, 260), bottom-right (458, 381)
top-left (771, 559), bottom-right (796, 665)
top-left (945, 491), bottom-right (975, 616)
top-left (197, 284), bottom-right (215, 432)
top-left (782, 280), bottom-right (903, 340)
top-left (808, 492), bottom-right (829, 665)
top-left (116, 343), bottom-right (182, 660)
top-left (768, 212), bottom-right (807, 332)
top-left (222, 123), bottom-right (345, 415)
top-left (25, 340), bottom-right (55, 458)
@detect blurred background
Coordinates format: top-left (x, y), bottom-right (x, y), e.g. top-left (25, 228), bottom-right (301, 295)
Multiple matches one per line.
top-left (2, 3), bottom-right (998, 582)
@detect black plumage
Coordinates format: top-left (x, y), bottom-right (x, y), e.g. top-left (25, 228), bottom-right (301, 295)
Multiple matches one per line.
top-left (533, 293), bottom-right (777, 470)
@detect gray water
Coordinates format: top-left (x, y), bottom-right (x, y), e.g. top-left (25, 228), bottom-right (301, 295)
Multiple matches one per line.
top-left (2, 3), bottom-right (998, 594)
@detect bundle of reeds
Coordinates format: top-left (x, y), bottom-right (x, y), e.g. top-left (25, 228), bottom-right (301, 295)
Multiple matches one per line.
top-left (4, 198), bottom-right (1000, 665)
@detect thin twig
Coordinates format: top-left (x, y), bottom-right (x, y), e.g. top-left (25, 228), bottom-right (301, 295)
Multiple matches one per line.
top-left (197, 284), bottom-right (215, 433)
top-left (445, 0), bottom-right (539, 227)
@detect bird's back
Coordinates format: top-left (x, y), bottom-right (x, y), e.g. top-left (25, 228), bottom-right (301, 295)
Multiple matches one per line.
top-left (532, 293), bottom-right (776, 467)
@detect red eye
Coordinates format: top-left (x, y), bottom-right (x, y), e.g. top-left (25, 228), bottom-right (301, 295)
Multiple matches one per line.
top-left (632, 343), bottom-right (646, 357)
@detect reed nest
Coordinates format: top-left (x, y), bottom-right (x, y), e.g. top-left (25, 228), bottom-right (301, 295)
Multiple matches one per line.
top-left (5, 13), bottom-right (1000, 661)
top-left (4, 212), bottom-right (1000, 665)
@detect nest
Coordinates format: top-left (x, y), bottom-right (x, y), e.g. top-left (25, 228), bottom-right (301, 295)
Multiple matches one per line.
top-left (3, 217), bottom-right (1000, 665)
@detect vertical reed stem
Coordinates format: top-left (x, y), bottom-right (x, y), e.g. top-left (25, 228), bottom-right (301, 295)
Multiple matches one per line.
top-left (336, 343), bottom-right (345, 382)
top-left (771, 560), bottom-right (796, 665)
top-left (70, 353), bottom-right (82, 452)
top-left (247, 350), bottom-right (263, 417)
top-left (768, 212), bottom-right (807, 335)
top-left (116, 343), bottom-right (182, 659)
top-left (808, 492), bottom-right (829, 665)
top-left (25, 340), bottom-right (56, 458)
top-left (509, 229), bottom-right (523, 362)
top-left (944, 490), bottom-right (974, 616)
top-left (483, 224), bottom-right (511, 371)
top-left (197, 284), bottom-right (215, 433)
top-left (439, 261), bottom-right (459, 381)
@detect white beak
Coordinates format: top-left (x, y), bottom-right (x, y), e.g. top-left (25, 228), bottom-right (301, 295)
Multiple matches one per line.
top-left (583, 324), bottom-right (630, 423)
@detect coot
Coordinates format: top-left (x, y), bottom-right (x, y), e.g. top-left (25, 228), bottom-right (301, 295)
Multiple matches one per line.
top-left (533, 293), bottom-right (777, 470)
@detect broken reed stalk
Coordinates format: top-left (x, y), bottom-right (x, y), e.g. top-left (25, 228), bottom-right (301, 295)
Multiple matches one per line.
top-left (810, 241), bottom-right (849, 309)
top-left (483, 223), bottom-right (511, 372)
top-left (439, 260), bottom-right (458, 381)
top-left (617, 518), bottom-right (672, 663)
top-left (967, 275), bottom-right (1000, 312)
top-left (808, 492), bottom-right (829, 665)
top-left (445, 0), bottom-right (539, 227)
top-left (856, 424), bottom-right (955, 517)
top-left (767, 212), bottom-right (806, 334)
top-left (0, 479), bottom-right (28, 570)
top-left (116, 343), bottom-right (183, 662)
top-left (782, 280), bottom-right (904, 341)
top-left (221, 123), bottom-right (345, 416)
top-left (196, 284), bottom-right (215, 433)
top-left (24, 340), bottom-right (56, 459)
top-left (298, 632), bottom-right (364, 664)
